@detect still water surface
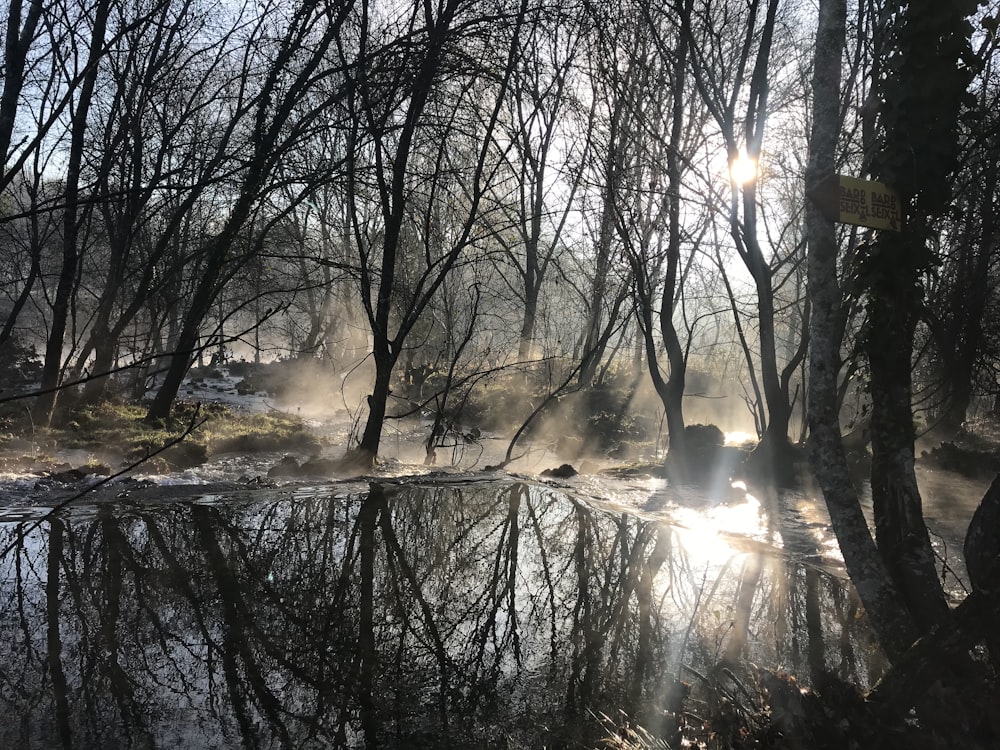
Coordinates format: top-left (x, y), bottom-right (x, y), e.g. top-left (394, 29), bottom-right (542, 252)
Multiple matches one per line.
top-left (0, 476), bottom-right (893, 748)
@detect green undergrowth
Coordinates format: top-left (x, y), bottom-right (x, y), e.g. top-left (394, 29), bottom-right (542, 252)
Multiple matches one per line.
top-left (0, 400), bottom-right (323, 470)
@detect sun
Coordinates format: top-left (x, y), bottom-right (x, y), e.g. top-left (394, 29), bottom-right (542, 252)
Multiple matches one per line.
top-left (730, 149), bottom-right (758, 186)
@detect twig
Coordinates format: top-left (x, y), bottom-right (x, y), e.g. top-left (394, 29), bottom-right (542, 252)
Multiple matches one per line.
top-left (0, 406), bottom-right (208, 558)
top-left (494, 359), bottom-right (588, 470)
top-left (929, 527), bottom-right (970, 596)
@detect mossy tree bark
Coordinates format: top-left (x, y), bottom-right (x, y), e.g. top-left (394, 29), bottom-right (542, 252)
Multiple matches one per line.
top-left (858, 0), bottom-right (979, 630)
top-left (805, 0), bottom-right (920, 661)
top-left (810, 0), bottom-right (982, 660)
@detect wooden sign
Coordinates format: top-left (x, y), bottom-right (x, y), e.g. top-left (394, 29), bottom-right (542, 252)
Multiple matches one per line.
top-left (808, 174), bottom-right (903, 231)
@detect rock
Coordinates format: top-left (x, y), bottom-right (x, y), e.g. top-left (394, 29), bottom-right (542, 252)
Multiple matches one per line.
top-left (541, 463), bottom-right (577, 479)
top-left (142, 457), bottom-right (171, 474)
top-left (235, 378), bottom-right (256, 395)
top-left (160, 441), bottom-right (208, 470)
top-left (267, 455), bottom-right (301, 477)
top-left (965, 473), bottom-right (1000, 592)
top-left (242, 475), bottom-right (276, 487)
top-left (267, 455), bottom-right (361, 478)
top-left (48, 468), bottom-right (87, 484)
top-left (298, 457), bottom-right (340, 475)
top-left (684, 423), bottom-right (725, 450)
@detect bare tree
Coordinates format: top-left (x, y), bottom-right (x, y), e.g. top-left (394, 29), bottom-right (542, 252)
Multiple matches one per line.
top-left (145, 0), bottom-right (359, 422)
top-left (679, 0), bottom-right (808, 462)
top-left (0, 0), bottom-right (44, 173)
top-left (343, 0), bottom-right (527, 465)
top-left (69, 0), bottom-right (232, 403)
top-left (616, 0), bottom-right (704, 459)
top-left (491, 3), bottom-right (587, 362)
top-left (572, 6), bottom-right (637, 387)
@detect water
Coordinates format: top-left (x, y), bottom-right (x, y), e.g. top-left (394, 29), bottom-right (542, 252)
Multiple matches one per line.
top-left (0, 474), bottom-right (882, 749)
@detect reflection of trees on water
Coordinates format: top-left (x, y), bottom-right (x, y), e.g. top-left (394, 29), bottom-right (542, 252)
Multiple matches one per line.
top-left (0, 481), bottom-right (874, 747)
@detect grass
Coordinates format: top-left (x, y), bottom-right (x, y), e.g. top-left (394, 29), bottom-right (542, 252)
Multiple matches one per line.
top-left (0, 399), bottom-right (325, 471)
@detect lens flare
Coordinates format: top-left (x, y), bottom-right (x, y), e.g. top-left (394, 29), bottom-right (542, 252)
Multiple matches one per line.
top-left (730, 150), bottom-right (758, 186)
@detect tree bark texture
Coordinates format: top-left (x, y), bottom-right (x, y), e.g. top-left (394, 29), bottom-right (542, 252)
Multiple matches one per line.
top-left (805, 0), bottom-right (920, 661)
top-left (866, 251), bottom-right (948, 630)
top-left (861, 0), bottom-right (979, 629)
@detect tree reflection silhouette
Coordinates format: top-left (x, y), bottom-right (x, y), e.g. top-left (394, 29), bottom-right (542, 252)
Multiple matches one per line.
top-left (46, 518), bottom-right (71, 748)
top-left (0, 480), bottom-right (874, 748)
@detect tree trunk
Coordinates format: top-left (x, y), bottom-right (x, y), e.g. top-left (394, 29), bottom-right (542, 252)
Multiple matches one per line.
top-left (805, 0), bottom-right (920, 662)
top-left (737, 0), bottom-right (795, 461)
top-left (868, 583), bottom-right (1000, 720)
top-left (46, 518), bottom-right (72, 747)
top-left (578, 99), bottom-right (624, 387)
top-left (517, 292), bottom-right (538, 361)
top-left (860, 0), bottom-right (978, 631)
top-left (867, 259), bottom-right (949, 629)
top-left (80, 325), bottom-right (117, 403)
top-left (867, 477), bottom-right (1000, 732)
top-left (0, 0), bottom-right (45, 175)
top-left (964, 474), bottom-right (1000, 595)
top-left (145, 239), bottom-right (229, 422)
top-left (357, 491), bottom-right (380, 750)
top-left (517, 143), bottom-right (543, 361)
top-left (35, 0), bottom-right (111, 421)
top-left (355, 348), bottom-right (397, 465)
top-left (578, 180), bottom-right (616, 386)
top-left (0, 210), bottom-right (41, 355)
top-left (659, 10), bottom-right (691, 458)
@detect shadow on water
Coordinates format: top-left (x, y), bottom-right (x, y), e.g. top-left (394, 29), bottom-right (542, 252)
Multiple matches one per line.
top-left (0, 478), bottom-right (877, 748)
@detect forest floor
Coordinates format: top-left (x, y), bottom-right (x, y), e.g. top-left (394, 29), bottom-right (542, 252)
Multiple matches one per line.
top-left (3, 357), bottom-right (1000, 485)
